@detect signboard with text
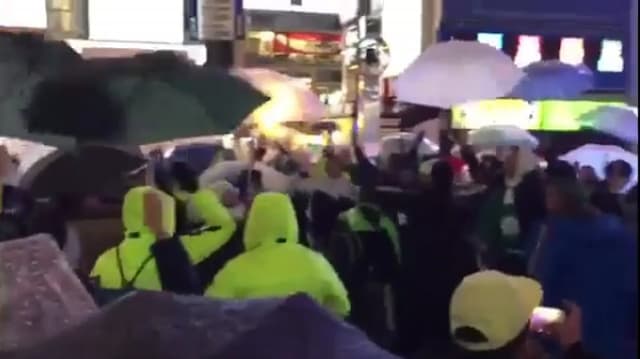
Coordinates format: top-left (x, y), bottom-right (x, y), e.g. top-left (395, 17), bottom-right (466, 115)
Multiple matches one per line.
top-left (198, 0), bottom-right (244, 40)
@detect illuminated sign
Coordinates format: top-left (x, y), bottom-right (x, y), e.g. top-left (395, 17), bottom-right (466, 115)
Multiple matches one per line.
top-left (273, 32), bottom-right (341, 55)
top-left (448, 31), bottom-right (627, 90)
top-left (88, 0), bottom-right (184, 43)
top-left (514, 35), bottom-right (542, 68)
top-left (559, 37), bottom-right (585, 65)
top-left (598, 39), bottom-right (624, 72)
top-left (0, 0), bottom-right (46, 29)
top-left (381, 0), bottom-right (423, 77)
top-left (452, 99), bottom-right (540, 130)
top-left (477, 32), bottom-right (504, 50)
top-left (452, 99), bottom-right (626, 131)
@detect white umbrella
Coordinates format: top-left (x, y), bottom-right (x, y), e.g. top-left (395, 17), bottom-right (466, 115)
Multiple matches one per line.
top-left (578, 105), bottom-right (638, 144)
top-left (232, 68), bottom-right (326, 127)
top-left (469, 125), bottom-right (539, 149)
top-left (199, 160), bottom-right (292, 193)
top-left (395, 41), bottom-right (524, 108)
top-left (380, 132), bottom-right (439, 159)
top-left (560, 144), bottom-right (638, 184)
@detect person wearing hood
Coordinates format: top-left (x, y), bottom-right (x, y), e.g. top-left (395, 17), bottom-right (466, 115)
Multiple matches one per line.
top-left (475, 146), bottom-right (545, 275)
top-left (530, 179), bottom-right (637, 359)
top-left (206, 192), bottom-right (350, 318)
top-left (90, 185), bottom-right (236, 304)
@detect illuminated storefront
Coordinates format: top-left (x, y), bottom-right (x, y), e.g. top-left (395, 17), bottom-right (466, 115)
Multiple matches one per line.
top-left (243, 9), bottom-right (344, 116)
top-left (439, 0), bottom-right (631, 93)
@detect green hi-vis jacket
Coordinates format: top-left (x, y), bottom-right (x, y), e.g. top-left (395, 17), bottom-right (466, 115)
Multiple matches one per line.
top-left (339, 204), bottom-right (401, 262)
top-left (91, 186), bottom-right (236, 291)
top-left (206, 192), bottom-right (350, 317)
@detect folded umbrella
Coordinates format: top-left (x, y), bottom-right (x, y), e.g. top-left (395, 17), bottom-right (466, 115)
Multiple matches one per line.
top-left (469, 125), bottom-right (539, 149)
top-left (395, 41), bottom-right (524, 108)
top-left (19, 145), bottom-right (146, 198)
top-left (509, 60), bottom-right (594, 101)
top-left (578, 105), bottom-right (638, 144)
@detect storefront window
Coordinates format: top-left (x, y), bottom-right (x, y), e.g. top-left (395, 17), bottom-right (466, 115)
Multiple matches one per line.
top-left (245, 31), bottom-right (341, 64)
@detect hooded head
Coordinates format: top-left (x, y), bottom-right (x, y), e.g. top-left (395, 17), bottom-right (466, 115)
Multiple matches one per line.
top-left (122, 186), bottom-right (176, 237)
top-left (243, 192), bottom-right (299, 251)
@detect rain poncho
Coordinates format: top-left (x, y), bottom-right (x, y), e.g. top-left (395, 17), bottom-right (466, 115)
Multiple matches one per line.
top-left (91, 186), bottom-right (236, 292)
top-left (206, 192), bottom-right (350, 317)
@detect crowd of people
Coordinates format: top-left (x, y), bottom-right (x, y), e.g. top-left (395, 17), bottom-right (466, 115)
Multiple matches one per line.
top-left (0, 124), bottom-right (637, 359)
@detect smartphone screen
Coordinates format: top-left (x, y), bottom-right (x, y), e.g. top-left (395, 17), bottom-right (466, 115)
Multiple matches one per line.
top-left (530, 306), bottom-right (565, 332)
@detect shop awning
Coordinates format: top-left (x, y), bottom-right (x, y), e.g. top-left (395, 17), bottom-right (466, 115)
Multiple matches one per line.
top-left (246, 10), bottom-right (341, 33)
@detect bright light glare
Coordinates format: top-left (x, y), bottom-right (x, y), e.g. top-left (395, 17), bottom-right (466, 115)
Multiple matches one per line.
top-left (477, 33), bottom-right (504, 50)
top-left (0, 0), bottom-right (47, 28)
top-left (88, 0), bottom-right (184, 43)
top-left (598, 39), bottom-right (624, 72)
top-left (381, 0), bottom-right (423, 77)
top-left (559, 37), bottom-right (585, 65)
top-left (514, 35), bottom-right (542, 68)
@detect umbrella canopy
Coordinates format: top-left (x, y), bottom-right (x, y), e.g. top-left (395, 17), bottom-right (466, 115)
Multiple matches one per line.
top-left (233, 68), bottom-right (327, 129)
top-left (469, 125), bottom-right (539, 149)
top-left (199, 160), bottom-right (292, 193)
top-left (1, 292), bottom-right (397, 359)
top-left (508, 60), bottom-right (594, 101)
top-left (395, 41), bottom-right (524, 108)
top-left (578, 105), bottom-right (638, 144)
top-left (0, 234), bottom-right (98, 350)
top-left (380, 132), bottom-right (439, 159)
top-left (19, 145), bottom-right (146, 198)
top-left (0, 33), bottom-right (81, 147)
top-left (0, 32), bottom-right (81, 102)
top-left (22, 52), bottom-right (269, 145)
top-left (560, 144), bottom-right (638, 183)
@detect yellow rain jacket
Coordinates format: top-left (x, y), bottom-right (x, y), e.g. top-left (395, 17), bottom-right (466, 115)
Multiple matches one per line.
top-left (206, 192), bottom-right (350, 317)
top-left (91, 186), bottom-right (236, 291)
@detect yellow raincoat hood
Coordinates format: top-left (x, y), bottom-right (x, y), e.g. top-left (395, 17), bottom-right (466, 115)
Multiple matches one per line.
top-left (122, 186), bottom-right (176, 237)
top-left (243, 192), bottom-right (298, 251)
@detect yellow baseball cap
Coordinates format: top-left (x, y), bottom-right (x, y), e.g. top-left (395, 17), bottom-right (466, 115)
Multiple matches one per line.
top-left (449, 270), bottom-right (543, 351)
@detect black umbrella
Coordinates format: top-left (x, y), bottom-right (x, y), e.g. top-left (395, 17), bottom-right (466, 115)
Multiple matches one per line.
top-left (19, 145), bottom-right (146, 198)
top-left (22, 52), bottom-right (268, 145)
top-left (0, 32), bottom-right (81, 101)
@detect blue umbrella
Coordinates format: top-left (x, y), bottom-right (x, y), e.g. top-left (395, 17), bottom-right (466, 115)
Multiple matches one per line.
top-left (508, 60), bottom-right (594, 101)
